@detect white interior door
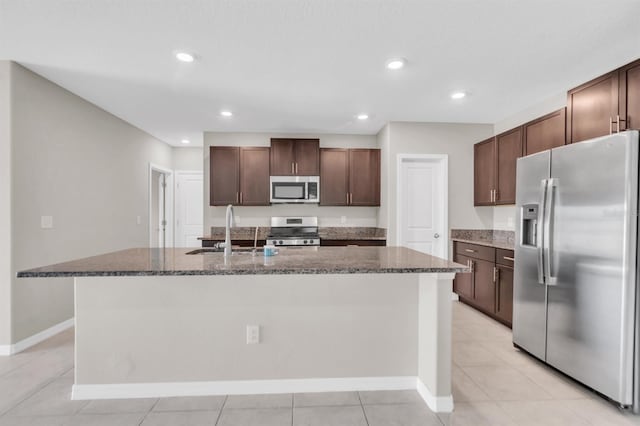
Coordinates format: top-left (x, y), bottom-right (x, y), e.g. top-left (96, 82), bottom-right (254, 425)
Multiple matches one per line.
top-left (397, 155), bottom-right (448, 258)
top-left (175, 171), bottom-right (203, 248)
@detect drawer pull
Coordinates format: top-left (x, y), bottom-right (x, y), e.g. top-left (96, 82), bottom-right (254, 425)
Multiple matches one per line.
top-left (464, 249), bottom-right (476, 253)
top-left (503, 256), bottom-right (514, 261)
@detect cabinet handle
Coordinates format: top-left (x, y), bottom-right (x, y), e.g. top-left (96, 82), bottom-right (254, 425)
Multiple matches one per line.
top-left (470, 260), bottom-right (474, 273)
top-left (464, 249), bottom-right (476, 253)
top-left (295, 162), bottom-right (298, 174)
top-left (494, 189), bottom-right (498, 202)
top-left (617, 115), bottom-right (627, 133)
top-left (346, 193), bottom-right (349, 204)
top-left (610, 116), bottom-right (614, 134)
top-left (350, 193), bottom-right (353, 204)
top-left (503, 256), bottom-right (514, 261)
top-left (489, 189), bottom-right (493, 203)
top-left (240, 192), bottom-right (243, 204)
top-left (493, 266), bottom-right (498, 283)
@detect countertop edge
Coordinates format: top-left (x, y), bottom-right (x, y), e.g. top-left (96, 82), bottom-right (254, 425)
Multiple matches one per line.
top-left (18, 266), bottom-right (469, 278)
top-left (451, 237), bottom-right (514, 251)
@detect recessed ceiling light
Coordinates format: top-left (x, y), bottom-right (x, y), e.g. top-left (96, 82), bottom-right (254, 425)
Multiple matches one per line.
top-left (181, 139), bottom-right (190, 144)
top-left (357, 114), bottom-right (369, 120)
top-left (451, 91), bottom-right (466, 100)
top-left (175, 52), bottom-right (195, 63)
top-left (220, 110), bottom-right (233, 117)
top-left (386, 58), bottom-right (406, 70)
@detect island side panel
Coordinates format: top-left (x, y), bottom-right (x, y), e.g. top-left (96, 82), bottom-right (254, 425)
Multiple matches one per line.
top-left (74, 274), bottom-right (419, 386)
top-left (417, 272), bottom-right (455, 412)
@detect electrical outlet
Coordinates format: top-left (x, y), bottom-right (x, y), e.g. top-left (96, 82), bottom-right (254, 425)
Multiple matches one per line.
top-left (41, 216), bottom-right (53, 229)
top-left (246, 325), bottom-right (260, 344)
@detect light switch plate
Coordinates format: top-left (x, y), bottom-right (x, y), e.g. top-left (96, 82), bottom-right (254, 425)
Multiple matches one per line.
top-left (41, 216), bottom-right (53, 229)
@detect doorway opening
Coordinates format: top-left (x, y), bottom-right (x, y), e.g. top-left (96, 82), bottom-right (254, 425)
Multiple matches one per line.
top-left (396, 154), bottom-right (448, 259)
top-left (148, 164), bottom-right (174, 248)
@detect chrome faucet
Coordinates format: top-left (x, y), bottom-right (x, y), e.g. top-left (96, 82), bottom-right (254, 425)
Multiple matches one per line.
top-left (224, 204), bottom-right (235, 257)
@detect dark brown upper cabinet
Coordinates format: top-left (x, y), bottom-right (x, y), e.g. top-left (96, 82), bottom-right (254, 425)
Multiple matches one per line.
top-left (474, 137), bottom-right (496, 206)
top-left (210, 147), bottom-right (240, 206)
top-left (209, 146), bottom-right (270, 206)
top-left (270, 139), bottom-right (319, 176)
top-left (349, 149), bottom-right (381, 206)
top-left (495, 127), bottom-right (523, 205)
top-left (320, 148), bottom-right (380, 206)
top-left (567, 71), bottom-right (619, 144)
top-left (523, 108), bottom-right (566, 155)
top-left (474, 128), bottom-right (522, 206)
top-left (567, 58), bottom-right (640, 144)
top-left (619, 59), bottom-right (640, 132)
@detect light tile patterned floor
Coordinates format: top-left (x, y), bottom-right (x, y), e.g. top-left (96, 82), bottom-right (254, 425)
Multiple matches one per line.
top-left (0, 301), bottom-right (637, 425)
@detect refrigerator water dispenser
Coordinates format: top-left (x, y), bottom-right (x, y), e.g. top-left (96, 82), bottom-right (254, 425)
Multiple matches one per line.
top-left (521, 204), bottom-right (538, 247)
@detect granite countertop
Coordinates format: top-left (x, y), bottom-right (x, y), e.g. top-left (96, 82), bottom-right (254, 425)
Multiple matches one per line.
top-left (17, 246), bottom-right (468, 277)
top-left (450, 229), bottom-right (515, 251)
top-left (199, 227), bottom-right (387, 241)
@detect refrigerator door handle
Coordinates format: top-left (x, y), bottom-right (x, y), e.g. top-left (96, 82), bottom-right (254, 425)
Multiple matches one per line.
top-left (537, 179), bottom-right (547, 284)
top-left (543, 178), bottom-right (558, 285)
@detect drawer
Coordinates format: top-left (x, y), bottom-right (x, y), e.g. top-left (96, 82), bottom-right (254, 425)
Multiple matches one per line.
top-left (496, 249), bottom-right (515, 267)
top-left (455, 242), bottom-right (495, 262)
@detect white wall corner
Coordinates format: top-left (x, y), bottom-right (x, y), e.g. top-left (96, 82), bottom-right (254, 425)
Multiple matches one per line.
top-left (416, 378), bottom-right (454, 413)
top-left (0, 317), bottom-right (74, 356)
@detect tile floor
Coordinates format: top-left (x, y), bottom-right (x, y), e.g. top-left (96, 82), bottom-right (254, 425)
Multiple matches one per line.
top-left (0, 301), bottom-right (637, 425)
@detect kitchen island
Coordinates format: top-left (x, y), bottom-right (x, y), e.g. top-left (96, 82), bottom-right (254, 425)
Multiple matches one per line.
top-left (18, 246), bottom-right (468, 413)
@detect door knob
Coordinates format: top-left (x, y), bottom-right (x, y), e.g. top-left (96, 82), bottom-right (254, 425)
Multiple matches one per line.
top-left (434, 233), bottom-right (440, 239)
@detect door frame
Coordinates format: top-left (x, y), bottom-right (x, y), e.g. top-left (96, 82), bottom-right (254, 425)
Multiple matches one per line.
top-left (148, 163), bottom-right (174, 248)
top-left (396, 154), bottom-right (449, 259)
top-left (174, 170), bottom-right (204, 248)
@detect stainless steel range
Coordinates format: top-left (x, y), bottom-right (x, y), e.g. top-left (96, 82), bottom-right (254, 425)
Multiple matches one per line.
top-left (266, 217), bottom-right (320, 246)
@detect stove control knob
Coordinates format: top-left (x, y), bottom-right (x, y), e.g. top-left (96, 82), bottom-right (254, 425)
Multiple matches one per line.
top-left (279, 240), bottom-right (283, 245)
top-left (303, 240), bottom-right (308, 244)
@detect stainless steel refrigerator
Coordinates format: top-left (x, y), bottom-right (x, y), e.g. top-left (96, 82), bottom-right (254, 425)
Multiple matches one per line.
top-left (513, 130), bottom-right (639, 412)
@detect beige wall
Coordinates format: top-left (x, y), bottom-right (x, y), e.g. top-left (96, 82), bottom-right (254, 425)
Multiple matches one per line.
top-left (172, 146), bottom-right (203, 171)
top-left (9, 63), bottom-right (173, 343)
top-left (203, 132), bottom-right (379, 229)
top-left (379, 122), bottom-right (495, 245)
top-left (0, 62), bottom-right (12, 345)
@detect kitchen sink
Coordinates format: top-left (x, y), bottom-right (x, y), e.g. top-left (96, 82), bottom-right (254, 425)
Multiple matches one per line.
top-left (186, 248), bottom-right (264, 255)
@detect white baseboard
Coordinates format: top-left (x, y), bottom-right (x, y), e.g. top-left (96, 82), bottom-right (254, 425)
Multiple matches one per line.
top-left (416, 378), bottom-right (454, 413)
top-left (451, 292), bottom-right (459, 301)
top-left (0, 318), bottom-right (74, 356)
top-left (72, 376), bottom-right (416, 401)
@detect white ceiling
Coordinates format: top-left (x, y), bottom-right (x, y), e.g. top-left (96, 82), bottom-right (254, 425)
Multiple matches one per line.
top-left (1, 1), bottom-right (640, 146)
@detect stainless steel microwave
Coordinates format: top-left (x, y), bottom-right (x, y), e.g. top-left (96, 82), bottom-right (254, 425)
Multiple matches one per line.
top-left (270, 176), bottom-right (320, 203)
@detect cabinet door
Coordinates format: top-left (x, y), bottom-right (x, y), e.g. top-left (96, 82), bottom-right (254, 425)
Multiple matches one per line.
top-left (320, 148), bottom-right (349, 206)
top-left (453, 253), bottom-right (474, 300)
top-left (495, 127), bottom-right (522, 205)
top-left (473, 259), bottom-right (495, 313)
top-left (619, 59), bottom-right (640, 131)
top-left (294, 139), bottom-right (320, 175)
top-left (474, 138), bottom-right (495, 206)
top-left (496, 265), bottom-right (513, 326)
top-left (210, 147), bottom-right (239, 206)
top-left (349, 149), bottom-right (380, 206)
top-left (239, 147), bottom-right (270, 205)
top-left (524, 108), bottom-right (566, 155)
top-left (567, 71), bottom-right (619, 143)
top-left (270, 139), bottom-right (295, 175)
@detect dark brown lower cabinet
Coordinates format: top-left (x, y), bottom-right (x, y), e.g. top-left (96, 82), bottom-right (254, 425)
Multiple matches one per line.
top-left (473, 259), bottom-right (496, 313)
top-left (495, 265), bottom-right (513, 325)
top-left (453, 241), bottom-right (514, 327)
top-left (453, 253), bottom-right (474, 300)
